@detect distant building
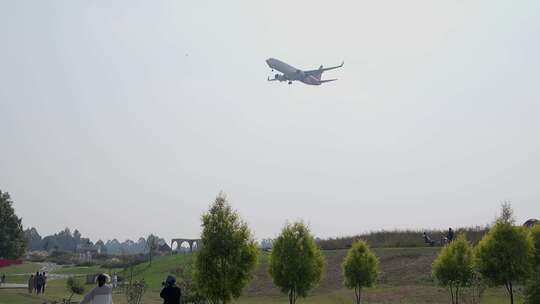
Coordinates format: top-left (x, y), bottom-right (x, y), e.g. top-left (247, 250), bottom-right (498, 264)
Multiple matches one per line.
top-left (76, 244), bottom-right (101, 262)
top-left (157, 243), bottom-right (172, 255)
top-left (260, 239), bottom-right (273, 251)
top-left (524, 219), bottom-right (539, 228)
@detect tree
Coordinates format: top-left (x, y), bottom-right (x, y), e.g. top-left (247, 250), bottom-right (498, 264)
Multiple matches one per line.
top-left (524, 270), bottom-right (540, 304)
top-left (0, 190), bottom-right (26, 259)
top-left (432, 235), bottom-right (474, 304)
top-left (342, 240), bottom-right (379, 304)
top-left (474, 205), bottom-right (534, 304)
top-left (524, 224), bottom-right (540, 304)
top-left (194, 193), bottom-right (259, 304)
top-left (66, 277), bottom-right (85, 303)
top-left (269, 222), bottom-right (325, 304)
top-left (145, 234), bottom-right (159, 266)
top-left (529, 224), bottom-right (540, 268)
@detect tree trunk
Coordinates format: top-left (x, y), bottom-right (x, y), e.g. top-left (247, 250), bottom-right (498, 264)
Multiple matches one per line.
top-left (456, 286), bottom-right (459, 304)
top-left (450, 285), bottom-right (454, 304)
top-left (509, 281), bottom-right (513, 304)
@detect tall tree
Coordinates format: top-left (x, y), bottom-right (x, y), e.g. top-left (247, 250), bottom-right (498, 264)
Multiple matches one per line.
top-left (194, 193), bottom-right (259, 304)
top-left (432, 234), bottom-right (474, 304)
top-left (342, 240), bottom-right (379, 304)
top-left (474, 204), bottom-right (534, 304)
top-left (0, 190), bottom-right (26, 259)
top-left (269, 222), bottom-right (325, 304)
top-left (146, 234), bottom-right (159, 266)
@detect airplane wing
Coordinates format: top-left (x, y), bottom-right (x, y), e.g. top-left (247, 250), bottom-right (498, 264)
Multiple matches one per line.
top-left (305, 61), bottom-right (344, 75)
top-left (267, 76), bottom-right (278, 81)
top-left (319, 79), bottom-right (338, 83)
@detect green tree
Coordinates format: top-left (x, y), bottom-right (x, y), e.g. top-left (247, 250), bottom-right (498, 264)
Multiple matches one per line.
top-left (432, 234), bottom-right (474, 304)
top-left (269, 222), bottom-right (325, 304)
top-left (524, 224), bottom-right (540, 304)
top-left (145, 234), bottom-right (159, 266)
top-left (529, 224), bottom-right (540, 268)
top-left (66, 277), bottom-right (85, 302)
top-left (474, 204), bottom-right (534, 304)
top-left (524, 270), bottom-right (540, 304)
top-left (342, 240), bottom-right (379, 304)
top-left (194, 193), bottom-right (259, 304)
top-left (0, 190), bottom-right (26, 259)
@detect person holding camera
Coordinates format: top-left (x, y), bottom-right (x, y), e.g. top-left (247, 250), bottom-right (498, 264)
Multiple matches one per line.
top-left (160, 275), bottom-right (181, 304)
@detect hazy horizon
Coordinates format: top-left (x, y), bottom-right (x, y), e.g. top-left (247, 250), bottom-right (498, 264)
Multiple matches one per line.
top-left (1, 1), bottom-right (539, 244)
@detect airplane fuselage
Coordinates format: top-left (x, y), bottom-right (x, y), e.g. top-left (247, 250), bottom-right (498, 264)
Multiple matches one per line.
top-left (266, 58), bottom-right (326, 85)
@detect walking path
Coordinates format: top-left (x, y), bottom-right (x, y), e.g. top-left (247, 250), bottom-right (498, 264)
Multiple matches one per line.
top-left (0, 262), bottom-right (68, 289)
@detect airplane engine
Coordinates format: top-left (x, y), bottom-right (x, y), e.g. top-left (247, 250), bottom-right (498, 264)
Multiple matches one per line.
top-left (275, 74), bottom-right (287, 82)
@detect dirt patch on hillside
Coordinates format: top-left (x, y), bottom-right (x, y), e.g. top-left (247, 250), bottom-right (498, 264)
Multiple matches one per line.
top-left (244, 247), bottom-right (439, 297)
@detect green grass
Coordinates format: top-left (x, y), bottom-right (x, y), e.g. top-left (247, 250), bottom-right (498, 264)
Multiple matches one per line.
top-left (0, 262), bottom-right (41, 275)
top-left (0, 250), bottom-right (525, 304)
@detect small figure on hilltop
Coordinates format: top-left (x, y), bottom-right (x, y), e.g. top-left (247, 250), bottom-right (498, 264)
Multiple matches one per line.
top-left (1, 273), bottom-right (5, 285)
top-left (160, 275), bottom-right (181, 304)
top-left (28, 274), bottom-right (34, 293)
top-left (447, 228), bottom-right (454, 243)
top-left (112, 273), bottom-right (118, 289)
top-left (80, 273), bottom-right (113, 304)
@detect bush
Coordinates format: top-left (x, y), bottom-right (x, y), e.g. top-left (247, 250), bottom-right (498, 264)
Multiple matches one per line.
top-left (342, 240), bottom-right (379, 304)
top-left (66, 277), bottom-right (85, 303)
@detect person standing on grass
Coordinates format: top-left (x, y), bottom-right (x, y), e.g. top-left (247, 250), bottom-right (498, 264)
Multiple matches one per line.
top-left (1, 273), bottom-right (5, 284)
top-left (36, 272), bottom-right (43, 294)
top-left (80, 273), bottom-right (113, 304)
top-left (34, 271), bottom-right (39, 293)
top-left (28, 274), bottom-right (34, 293)
top-left (447, 227), bottom-right (454, 243)
top-left (160, 275), bottom-right (181, 304)
top-left (112, 273), bottom-right (118, 288)
top-left (41, 272), bottom-right (47, 294)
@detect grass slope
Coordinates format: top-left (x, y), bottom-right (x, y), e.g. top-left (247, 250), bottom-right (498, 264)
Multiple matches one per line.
top-left (0, 247), bottom-right (521, 304)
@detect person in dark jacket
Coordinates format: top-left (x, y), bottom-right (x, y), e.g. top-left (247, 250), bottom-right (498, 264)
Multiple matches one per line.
top-left (160, 275), bottom-right (181, 304)
top-left (447, 227), bottom-right (454, 243)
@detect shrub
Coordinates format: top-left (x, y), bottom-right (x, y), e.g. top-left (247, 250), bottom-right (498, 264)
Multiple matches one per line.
top-left (66, 277), bottom-right (85, 303)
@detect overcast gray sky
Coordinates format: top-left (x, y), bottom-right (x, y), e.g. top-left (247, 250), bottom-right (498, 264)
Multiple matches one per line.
top-left (1, 1), bottom-right (539, 243)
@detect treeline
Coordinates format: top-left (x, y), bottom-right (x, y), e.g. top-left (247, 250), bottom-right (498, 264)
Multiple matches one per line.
top-left (24, 227), bottom-right (167, 255)
top-left (316, 226), bottom-right (489, 250)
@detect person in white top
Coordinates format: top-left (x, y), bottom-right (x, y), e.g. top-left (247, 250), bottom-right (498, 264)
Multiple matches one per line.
top-left (112, 273), bottom-right (118, 288)
top-left (80, 274), bottom-right (113, 304)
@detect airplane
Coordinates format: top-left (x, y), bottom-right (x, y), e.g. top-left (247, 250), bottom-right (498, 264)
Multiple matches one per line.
top-left (266, 58), bottom-right (344, 85)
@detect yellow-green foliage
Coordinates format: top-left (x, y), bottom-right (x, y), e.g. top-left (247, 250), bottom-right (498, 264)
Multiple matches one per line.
top-left (194, 194), bottom-right (259, 304)
top-left (432, 235), bottom-right (474, 304)
top-left (269, 222), bottom-right (325, 304)
top-left (474, 222), bottom-right (533, 304)
top-left (342, 240), bottom-right (379, 304)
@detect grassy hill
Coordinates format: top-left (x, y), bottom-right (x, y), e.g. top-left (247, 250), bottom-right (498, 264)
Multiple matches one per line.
top-left (0, 247), bottom-right (516, 304)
